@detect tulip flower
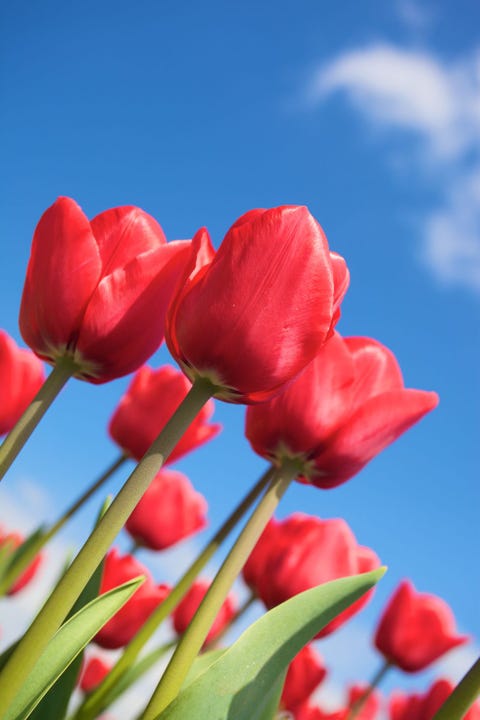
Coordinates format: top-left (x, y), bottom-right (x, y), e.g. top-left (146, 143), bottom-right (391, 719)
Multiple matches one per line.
top-left (0, 330), bottom-right (45, 435)
top-left (281, 645), bottom-right (327, 713)
top-left (94, 548), bottom-right (170, 649)
top-left (79, 656), bottom-right (112, 693)
top-left (246, 331), bottom-right (439, 488)
top-left (172, 578), bottom-right (237, 645)
top-left (374, 580), bottom-right (468, 672)
top-left (243, 513), bottom-right (380, 636)
top-left (165, 206), bottom-right (349, 403)
top-left (0, 527), bottom-right (43, 595)
top-left (20, 196), bottom-right (191, 383)
top-left (389, 678), bottom-right (480, 720)
top-left (125, 468), bottom-right (208, 551)
top-left (109, 364), bottom-right (221, 462)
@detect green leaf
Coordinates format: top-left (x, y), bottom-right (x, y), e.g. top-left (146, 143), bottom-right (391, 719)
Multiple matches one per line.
top-left (4, 575), bottom-right (145, 720)
top-left (157, 568), bottom-right (386, 720)
top-left (27, 551), bottom-right (107, 720)
top-left (0, 538), bottom-right (17, 582)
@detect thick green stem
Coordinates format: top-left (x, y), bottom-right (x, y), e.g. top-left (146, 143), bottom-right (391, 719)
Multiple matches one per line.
top-left (347, 660), bottom-right (391, 720)
top-left (0, 454), bottom-right (127, 595)
top-left (141, 458), bottom-right (298, 720)
top-left (74, 466), bottom-right (274, 720)
top-left (0, 358), bottom-right (76, 481)
top-left (433, 655), bottom-right (480, 720)
top-left (0, 377), bottom-right (215, 719)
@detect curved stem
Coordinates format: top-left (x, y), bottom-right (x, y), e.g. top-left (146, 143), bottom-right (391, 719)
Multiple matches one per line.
top-left (347, 660), bottom-right (391, 720)
top-left (74, 466), bottom-right (274, 720)
top-left (0, 377), bottom-right (215, 719)
top-left (433, 655), bottom-right (480, 720)
top-left (0, 454), bottom-right (127, 595)
top-left (0, 358), bottom-right (76, 481)
top-left (141, 458), bottom-right (298, 720)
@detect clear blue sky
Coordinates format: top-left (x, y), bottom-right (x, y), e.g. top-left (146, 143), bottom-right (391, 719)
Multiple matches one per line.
top-left (0, 0), bottom-right (478, 708)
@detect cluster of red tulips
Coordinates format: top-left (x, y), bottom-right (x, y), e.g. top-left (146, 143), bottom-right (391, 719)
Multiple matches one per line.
top-left (0, 198), bottom-right (477, 720)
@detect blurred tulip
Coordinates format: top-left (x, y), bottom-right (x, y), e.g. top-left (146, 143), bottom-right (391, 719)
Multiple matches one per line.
top-left (166, 206), bottom-right (349, 403)
top-left (79, 655), bottom-right (111, 693)
top-left (0, 330), bottom-right (45, 435)
top-left (172, 578), bottom-right (236, 645)
top-left (246, 332), bottom-right (438, 488)
top-left (20, 197), bottom-right (191, 383)
top-left (125, 468), bottom-right (208, 550)
top-left (281, 644), bottom-right (327, 713)
top-left (94, 548), bottom-right (170, 649)
top-left (389, 678), bottom-right (480, 720)
top-left (243, 513), bottom-right (380, 637)
top-left (0, 527), bottom-right (43, 595)
top-left (375, 580), bottom-right (468, 672)
top-left (109, 364), bottom-right (220, 462)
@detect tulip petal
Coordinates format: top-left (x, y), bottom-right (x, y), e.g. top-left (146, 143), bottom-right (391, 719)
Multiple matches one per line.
top-left (19, 197), bottom-right (101, 359)
top-left (76, 241), bottom-right (191, 381)
top-left (312, 389), bottom-right (439, 487)
top-left (345, 337), bottom-right (404, 409)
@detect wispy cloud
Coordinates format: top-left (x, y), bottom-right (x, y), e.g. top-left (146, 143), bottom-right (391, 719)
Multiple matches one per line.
top-left (308, 43), bottom-right (480, 292)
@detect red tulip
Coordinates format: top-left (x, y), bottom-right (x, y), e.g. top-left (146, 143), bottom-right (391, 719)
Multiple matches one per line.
top-left (172, 579), bottom-right (237, 645)
top-left (281, 645), bottom-right (327, 713)
top-left (389, 678), bottom-right (480, 720)
top-left (125, 468), bottom-right (208, 550)
top-left (20, 197), bottom-right (191, 383)
top-left (0, 527), bottom-right (43, 595)
top-left (79, 656), bottom-right (111, 693)
top-left (109, 364), bottom-right (221, 462)
top-left (165, 206), bottom-right (349, 403)
top-left (246, 332), bottom-right (438, 488)
top-left (94, 548), bottom-right (170, 649)
top-left (0, 330), bottom-right (45, 435)
top-left (374, 580), bottom-right (468, 672)
top-left (243, 513), bottom-right (380, 636)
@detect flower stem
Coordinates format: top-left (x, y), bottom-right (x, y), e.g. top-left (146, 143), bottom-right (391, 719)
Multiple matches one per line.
top-left (0, 454), bottom-right (127, 595)
top-left (73, 466), bottom-right (274, 720)
top-left (432, 655), bottom-right (480, 720)
top-left (347, 660), bottom-right (391, 719)
top-left (0, 377), bottom-right (215, 719)
top-left (0, 357), bottom-right (76, 481)
top-left (140, 458), bottom-right (298, 720)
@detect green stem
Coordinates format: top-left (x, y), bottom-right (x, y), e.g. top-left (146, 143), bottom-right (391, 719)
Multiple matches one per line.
top-left (0, 357), bottom-right (76, 481)
top-left (0, 377), bottom-right (215, 719)
top-left (433, 656), bottom-right (480, 720)
top-left (128, 539), bottom-right (142, 556)
top-left (347, 660), bottom-right (391, 720)
top-left (141, 458), bottom-right (298, 720)
top-left (0, 454), bottom-right (127, 596)
top-left (73, 466), bottom-right (274, 720)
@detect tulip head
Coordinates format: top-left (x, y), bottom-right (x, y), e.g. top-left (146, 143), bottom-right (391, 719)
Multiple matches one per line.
top-left (0, 330), bottom-right (45, 435)
top-left (243, 513), bottom-right (380, 637)
top-left (246, 332), bottom-right (439, 487)
top-left (374, 580), bottom-right (468, 672)
top-left (281, 645), bottom-right (327, 714)
top-left (109, 364), bottom-right (220, 462)
top-left (0, 527), bottom-right (43, 595)
top-left (166, 206), bottom-right (349, 403)
top-left (79, 656), bottom-right (111, 694)
top-left (20, 197), bottom-right (191, 383)
top-left (125, 468), bottom-right (208, 551)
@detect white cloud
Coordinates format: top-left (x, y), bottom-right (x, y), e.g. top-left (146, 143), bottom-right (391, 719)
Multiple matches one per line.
top-left (309, 43), bottom-right (480, 292)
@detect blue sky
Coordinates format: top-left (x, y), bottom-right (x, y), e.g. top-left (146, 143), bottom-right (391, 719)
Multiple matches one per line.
top-left (0, 0), bottom-right (479, 714)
